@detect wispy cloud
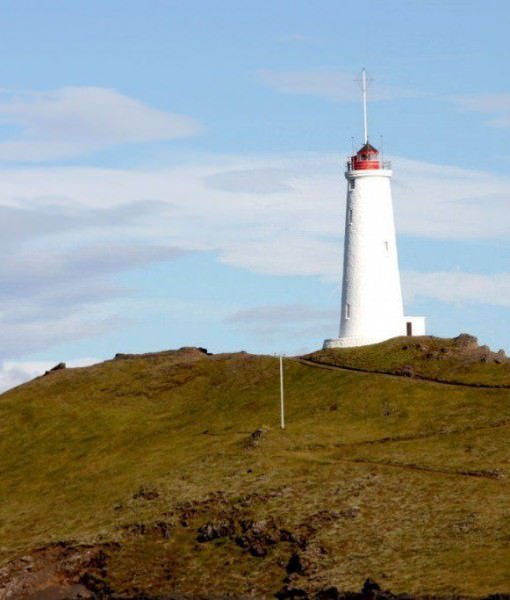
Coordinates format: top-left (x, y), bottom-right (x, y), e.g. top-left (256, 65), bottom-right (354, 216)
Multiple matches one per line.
top-left (0, 87), bottom-right (203, 160)
top-left (0, 199), bottom-right (191, 360)
top-left (0, 152), bottom-right (508, 362)
top-left (403, 271), bottom-right (510, 307)
top-left (226, 304), bottom-right (337, 324)
top-left (452, 93), bottom-right (510, 127)
top-left (0, 357), bottom-right (98, 393)
top-left (0, 314), bottom-right (125, 359)
top-left (225, 303), bottom-right (337, 346)
top-left (256, 68), bottom-right (420, 102)
top-left (392, 158), bottom-right (510, 239)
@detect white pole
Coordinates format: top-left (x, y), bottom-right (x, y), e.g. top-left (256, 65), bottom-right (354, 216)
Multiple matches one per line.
top-left (279, 355), bottom-right (285, 430)
top-left (362, 67), bottom-right (368, 144)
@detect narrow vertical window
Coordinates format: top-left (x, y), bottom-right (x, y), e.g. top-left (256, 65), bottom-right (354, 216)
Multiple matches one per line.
top-left (349, 209), bottom-right (353, 224)
top-left (349, 179), bottom-right (355, 191)
top-left (346, 303), bottom-right (351, 319)
top-left (384, 241), bottom-right (389, 253)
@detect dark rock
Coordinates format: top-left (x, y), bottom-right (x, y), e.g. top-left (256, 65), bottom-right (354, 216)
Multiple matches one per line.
top-left (155, 521), bottom-right (172, 539)
top-left (133, 485), bottom-right (159, 501)
top-left (44, 362), bottom-right (66, 376)
top-left (245, 426), bottom-right (269, 448)
top-left (120, 522), bottom-right (146, 535)
top-left (236, 517), bottom-right (280, 557)
top-left (251, 427), bottom-right (268, 440)
top-left (362, 579), bottom-right (381, 594)
top-left (454, 333), bottom-right (478, 349)
top-left (360, 579), bottom-right (398, 600)
top-left (248, 540), bottom-right (268, 557)
top-left (275, 584), bottom-right (310, 599)
top-left (396, 365), bottom-right (414, 377)
top-left (338, 507), bottom-right (360, 519)
top-left (316, 587), bottom-right (340, 600)
top-left (79, 571), bottom-right (112, 596)
top-left (286, 551), bottom-right (310, 575)
top-left (196, 519), bottom-right (234, 542)
top-left (280, 529), bottom-right (298, 543)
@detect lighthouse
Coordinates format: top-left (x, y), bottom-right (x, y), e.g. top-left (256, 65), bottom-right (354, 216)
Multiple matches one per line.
top-left (324, 70), bottom-right (425, 349)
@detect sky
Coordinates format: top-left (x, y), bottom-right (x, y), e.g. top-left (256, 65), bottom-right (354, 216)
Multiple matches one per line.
top-left (0, 0), bottom-right (509, 390)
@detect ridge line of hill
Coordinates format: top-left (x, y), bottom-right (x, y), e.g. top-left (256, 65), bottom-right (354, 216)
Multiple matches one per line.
top-left (294, 357), bottom-right (510, 389)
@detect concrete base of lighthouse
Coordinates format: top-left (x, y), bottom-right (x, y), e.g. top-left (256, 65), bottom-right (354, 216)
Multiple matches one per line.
top-left (323, 335), bottom-right (388, 349)
top-left (323, 316), bottom-right (426, 349)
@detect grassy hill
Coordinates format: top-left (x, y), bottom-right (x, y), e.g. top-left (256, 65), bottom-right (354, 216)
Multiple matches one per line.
top-left (1, 336), bottom-right (510, 599)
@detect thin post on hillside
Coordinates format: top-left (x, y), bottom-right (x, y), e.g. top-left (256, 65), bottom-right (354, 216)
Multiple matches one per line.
top-left (280, 355), bottom-right (285, 430)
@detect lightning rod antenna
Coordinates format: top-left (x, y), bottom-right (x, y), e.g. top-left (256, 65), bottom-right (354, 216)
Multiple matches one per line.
top-left (362, 67), bottom-right (368, 144)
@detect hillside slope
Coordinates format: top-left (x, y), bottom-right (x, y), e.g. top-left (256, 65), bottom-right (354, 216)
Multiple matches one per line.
top-left (1, 337), bottom-right (510, 599)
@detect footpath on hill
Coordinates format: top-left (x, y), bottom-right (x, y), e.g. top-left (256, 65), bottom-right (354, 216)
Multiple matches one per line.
top-left (300, 333), bottom-right (510, 389)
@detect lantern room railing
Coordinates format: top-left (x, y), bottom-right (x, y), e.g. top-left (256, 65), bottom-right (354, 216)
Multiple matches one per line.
top-left (346, 158), bottom-right (392, 172)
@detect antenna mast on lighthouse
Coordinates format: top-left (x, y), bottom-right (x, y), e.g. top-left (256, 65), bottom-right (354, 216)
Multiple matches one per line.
top-left (362, 67), bottom-right (369, 144)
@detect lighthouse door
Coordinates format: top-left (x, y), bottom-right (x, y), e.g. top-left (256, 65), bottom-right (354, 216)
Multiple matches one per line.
top-left (406, 321), bottom-right (413, 336)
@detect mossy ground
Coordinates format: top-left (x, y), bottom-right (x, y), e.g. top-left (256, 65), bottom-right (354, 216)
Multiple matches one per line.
top-left (1, 340), bottom-right (509, 597)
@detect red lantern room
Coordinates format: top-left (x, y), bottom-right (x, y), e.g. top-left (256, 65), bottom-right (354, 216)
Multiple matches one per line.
top-left (349, 142), bottom-right (381, 170)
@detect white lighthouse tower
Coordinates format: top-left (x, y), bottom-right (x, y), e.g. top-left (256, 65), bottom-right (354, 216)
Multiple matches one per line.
top-left (324, 69), bottom-right (425, 349)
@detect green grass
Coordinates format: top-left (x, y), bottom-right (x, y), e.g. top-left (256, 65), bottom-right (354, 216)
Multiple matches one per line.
top-left (307, 335), bottom-right (510, 386)
top-left (1, 342), bottom-right (510, 597)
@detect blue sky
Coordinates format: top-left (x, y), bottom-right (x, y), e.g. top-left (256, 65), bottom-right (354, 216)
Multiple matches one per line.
top-left (0, 0), bottom-right (509, 389)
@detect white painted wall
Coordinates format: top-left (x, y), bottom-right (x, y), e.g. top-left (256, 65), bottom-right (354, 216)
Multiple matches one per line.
top-left (403, 316), bottom-right (426, 336)
top-left (324, 167), bottom-right (425, 349)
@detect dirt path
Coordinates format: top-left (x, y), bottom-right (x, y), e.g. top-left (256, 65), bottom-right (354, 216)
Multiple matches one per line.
top-left (293, 357), bottom-right (510, 390)
top-left (332, 418), bottom-right (510, 449)
top-left (341, 456), bottom-right (503, 480)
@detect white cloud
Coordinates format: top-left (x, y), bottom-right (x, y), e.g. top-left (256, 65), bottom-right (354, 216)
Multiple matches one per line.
top-left (0, 87), bottom-right (203, 160)
top-left (403, 271), bottom-right (510, 307)
top-left (0, 357), bottom-right (98, 393)
top-left (225, 303), bottom-right (338, 347)
top-left (257, 68), bottom-right (419, 102)
top-left (392, 158), bottom-right (510, 239)
top-left (226, 304), bottom-right (337, 323)
top-left (452, 93), bottom-right (510, 127)
top-left (0, 314), bottom-right (125, 359)
top-left (0, 152), bottom-right (508, 360)
top-left (0, 154), bottom-right (508, 286)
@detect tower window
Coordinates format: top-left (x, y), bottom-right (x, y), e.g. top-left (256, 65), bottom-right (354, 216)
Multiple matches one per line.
top-left (349, 209), bottom-right (353, 224)
top-left (384, 241), bottom-right (389, 253)
top-left (349, 179), bottom-right (355, 191)
top-left (346, 303), bottom-right (351, 319)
